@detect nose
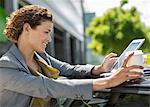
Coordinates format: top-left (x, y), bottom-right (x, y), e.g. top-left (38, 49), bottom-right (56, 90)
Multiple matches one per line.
top-left (46, 32), bottom-right (52, 43)
top-left (47, 28), bottom-right (53, 43)
top-left (48, 35), bottom-right (52, 43)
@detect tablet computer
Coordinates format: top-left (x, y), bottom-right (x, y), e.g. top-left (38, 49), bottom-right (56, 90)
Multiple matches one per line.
top-left (111, 39), bottom-right (145, 72)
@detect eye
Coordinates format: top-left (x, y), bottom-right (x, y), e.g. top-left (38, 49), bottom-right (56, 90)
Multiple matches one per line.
top-left (44, 31), bottom-right (49, 34)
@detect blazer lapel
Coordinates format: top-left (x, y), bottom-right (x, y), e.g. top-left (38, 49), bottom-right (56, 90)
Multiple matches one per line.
top-left (34, 52), bottom-right (49, 65)
top-left (9, 44), bottom-right (30, 74)
top-left (9, 44), bottom-right (59, 77)
top-left (34, 52), bottom-right (60, 79)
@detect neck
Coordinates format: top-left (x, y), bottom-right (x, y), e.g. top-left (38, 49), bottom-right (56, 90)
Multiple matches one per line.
top-left (17, 34), bottom-right (34, 63)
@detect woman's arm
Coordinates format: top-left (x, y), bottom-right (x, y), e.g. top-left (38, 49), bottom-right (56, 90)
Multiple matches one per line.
top-left (44, 52), bottom-right (96, 78)
top-left (0, 53), bottom-right (143, 100)
top-left (43, 52), bottom-right (117, 79)
top-left (0, 60), bottom-right (93, 100)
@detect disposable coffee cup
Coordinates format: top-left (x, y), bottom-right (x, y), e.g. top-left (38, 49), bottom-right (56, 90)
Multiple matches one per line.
top-left (125, 50), bottom-right (144, 72)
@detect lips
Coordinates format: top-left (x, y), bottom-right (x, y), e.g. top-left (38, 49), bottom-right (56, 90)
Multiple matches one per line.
top-left (43, 43), bottom-right (47, 46)
top-left (42, 43), bottom-right (48, 49)
top-left (42, 41), bottom-right (49, 49)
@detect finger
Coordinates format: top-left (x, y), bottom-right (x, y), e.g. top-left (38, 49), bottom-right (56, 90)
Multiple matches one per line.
top-left (130, 78), bottom-right (142, 84)
top-left (106, 53), bottom-right (117, 58)
top-left (110, 57), bottom-right (117, 61)
top-left (122, 52), bottom-right (134, 67)
top-left (109, 58), bottom-right (118, 64)
top-left (125, 69), bottom-right (143, 80)
top-left (125, 65), bottom-right (143, 75)
top-left (127, 65), bottom-right (144, 70)
top-left (127, 71), bottom-right (143, 76)
top-left (127, 74), bottom-right (142, 80)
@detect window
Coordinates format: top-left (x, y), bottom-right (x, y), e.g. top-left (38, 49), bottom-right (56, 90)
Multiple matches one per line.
top-left (54, 27), bottom-right (65, 61)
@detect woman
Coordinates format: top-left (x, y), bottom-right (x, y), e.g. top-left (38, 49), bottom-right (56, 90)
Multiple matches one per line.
top-left (0, 5), bottom-right (143, 107)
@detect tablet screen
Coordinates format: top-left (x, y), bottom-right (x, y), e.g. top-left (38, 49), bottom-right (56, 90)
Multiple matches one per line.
top-left (112, 39), bottom-right (145, 72)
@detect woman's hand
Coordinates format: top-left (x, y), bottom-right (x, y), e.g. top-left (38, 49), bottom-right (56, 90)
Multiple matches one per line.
top-left (108, 52), bottom-right (143, 87)
top-left (92, 53), bottom-right (117, 75)
top-left (93, 52), bottom-right (143, 91)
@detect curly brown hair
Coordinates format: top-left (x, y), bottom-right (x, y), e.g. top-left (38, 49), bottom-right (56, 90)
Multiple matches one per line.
top-left (4, 5), bottom-right (53, 42)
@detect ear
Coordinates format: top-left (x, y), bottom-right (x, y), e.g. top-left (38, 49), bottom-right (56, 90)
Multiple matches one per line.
top-left (23, 23), bottom-right (32, 32)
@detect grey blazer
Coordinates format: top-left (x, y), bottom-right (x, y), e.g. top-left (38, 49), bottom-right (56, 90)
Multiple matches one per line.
top-left (0, 44), bottom-right (95, 107)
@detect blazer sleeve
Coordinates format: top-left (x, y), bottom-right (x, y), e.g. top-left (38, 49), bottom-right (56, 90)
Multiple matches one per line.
top-left (44, 52), bottom-right (97, 79)
top-left (0, 60), bottom-right (93, 100)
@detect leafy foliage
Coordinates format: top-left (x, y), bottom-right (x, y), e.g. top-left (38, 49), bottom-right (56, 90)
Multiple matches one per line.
top-left (0, 7), bottom-right (7, 42)
top-left (86, 0), bottom-right (150, 55)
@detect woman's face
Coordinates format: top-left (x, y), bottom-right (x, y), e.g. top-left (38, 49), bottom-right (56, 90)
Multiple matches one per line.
top-left (28, 21), bottom-right (53, 53)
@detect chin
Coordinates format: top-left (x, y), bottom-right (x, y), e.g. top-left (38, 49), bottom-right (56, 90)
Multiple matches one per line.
top-left (36, 49), bottom-right (45, 53)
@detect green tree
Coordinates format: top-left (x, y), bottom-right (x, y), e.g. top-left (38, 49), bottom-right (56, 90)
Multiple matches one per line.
top-left (0, 7), bottom-right (7, 42)
top-left (86, 0), bottom-right (150, 55)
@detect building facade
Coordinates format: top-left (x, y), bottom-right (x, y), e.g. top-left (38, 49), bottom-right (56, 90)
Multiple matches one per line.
top-left (0, 0), bottom-right (85, 64)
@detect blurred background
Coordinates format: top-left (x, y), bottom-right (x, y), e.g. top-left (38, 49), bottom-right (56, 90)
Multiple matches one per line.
top-left (0, 0), bottom-right (150, 106)
top-left (0, 0), bottom-right (150, 65)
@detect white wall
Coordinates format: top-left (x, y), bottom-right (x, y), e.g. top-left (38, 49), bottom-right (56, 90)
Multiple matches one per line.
top-left (25, 0), bottom-right (84, 41)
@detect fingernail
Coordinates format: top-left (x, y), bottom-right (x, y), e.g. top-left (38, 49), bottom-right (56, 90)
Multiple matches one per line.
top-left (129, 52), bottom-right (134, 56)
top-left (140, 66), bottom-right (144, 69)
